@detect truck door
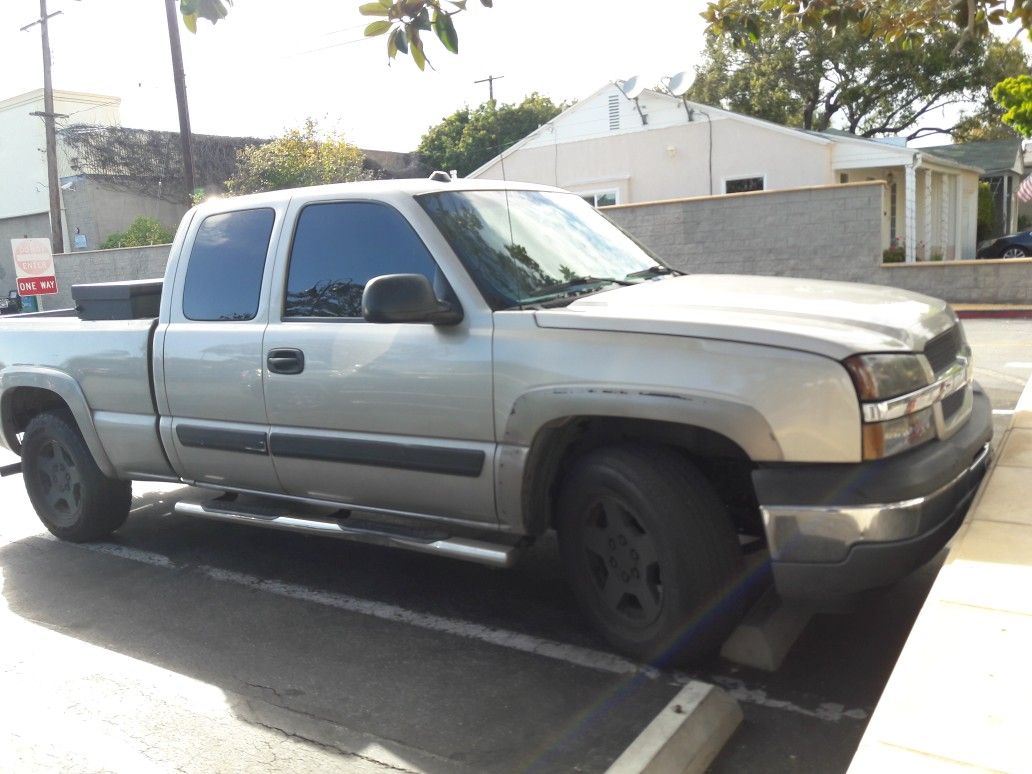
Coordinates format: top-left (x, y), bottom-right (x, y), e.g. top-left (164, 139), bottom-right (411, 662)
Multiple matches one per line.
top-left (261, 197), bottom-right (496, 525)
top-left (159, 205), bottom-right (285, 493)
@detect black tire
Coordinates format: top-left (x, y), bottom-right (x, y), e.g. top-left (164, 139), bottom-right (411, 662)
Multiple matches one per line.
top-left (1002, 245), bottom-right (1029, 259)
top-left (557, 444), bottom-right (746, 666)
top-left (21, 411), bottom-right (131, 542)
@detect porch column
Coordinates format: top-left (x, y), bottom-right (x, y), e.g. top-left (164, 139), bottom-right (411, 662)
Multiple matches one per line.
top-left (928, 168), bottom-right (937, 259)
top-left (905, 164), bottom-right (917, 262)
top-left (939, 173), bottom-right (949, 259)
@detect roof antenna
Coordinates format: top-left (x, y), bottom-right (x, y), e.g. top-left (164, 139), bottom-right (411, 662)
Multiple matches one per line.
top-left (661, 71), bottom-right (693, 121)
top-left (615, 76), bottom-right (648, 126)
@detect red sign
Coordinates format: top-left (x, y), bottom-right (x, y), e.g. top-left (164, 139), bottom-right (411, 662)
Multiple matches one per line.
top-left (17, 275), bottom-right (58, 296)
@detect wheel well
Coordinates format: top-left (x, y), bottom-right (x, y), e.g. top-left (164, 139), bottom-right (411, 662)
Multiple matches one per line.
top-left (1, 387), bottom-right (72, 453)
top-left (522, 416), bottom-right (762, 538)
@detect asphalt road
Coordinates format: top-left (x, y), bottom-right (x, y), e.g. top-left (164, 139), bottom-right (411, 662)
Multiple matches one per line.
top-left (0, 318), bottom-right (1028, 773)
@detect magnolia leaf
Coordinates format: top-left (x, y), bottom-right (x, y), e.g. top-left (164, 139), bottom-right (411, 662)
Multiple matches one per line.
top-left (433, 11), bottom-right (459, 53)
top-left (408, 27), bottom-right (427, 70)
top-left (183, 12), bottom-right (198, 32)
top-left (365, 20), bottom-right (392, 36)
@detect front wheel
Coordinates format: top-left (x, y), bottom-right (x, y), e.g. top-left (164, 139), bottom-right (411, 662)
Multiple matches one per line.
top-left (557, 445), bottom-right (746, 666)
top-left (1002, 246), bottom-right (1029, 258)
top-left (21, 411), bottom-right (131, 542)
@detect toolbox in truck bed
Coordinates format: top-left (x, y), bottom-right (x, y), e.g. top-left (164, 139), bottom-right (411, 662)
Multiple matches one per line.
top-left (72, 279), bottom-right (163, 321)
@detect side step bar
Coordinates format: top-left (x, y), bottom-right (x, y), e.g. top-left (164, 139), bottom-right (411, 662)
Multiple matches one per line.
top-left (173, 499), bottom-right (522, 568)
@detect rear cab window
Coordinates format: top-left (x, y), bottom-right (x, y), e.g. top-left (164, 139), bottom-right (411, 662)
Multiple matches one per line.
top-left (183, 208), bottom-right (276, 321)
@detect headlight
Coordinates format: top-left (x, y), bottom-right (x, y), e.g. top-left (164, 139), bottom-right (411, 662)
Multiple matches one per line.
top-left (844, 354), bottom-right (937, 459)
top-left (861, 406), bottom-right (937, 460)
top-left (844, 354), bottom-right (928, 400)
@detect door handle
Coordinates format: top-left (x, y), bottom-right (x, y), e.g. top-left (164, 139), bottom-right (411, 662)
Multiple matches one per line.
top-left (267, 348), bottom-right (305, 375)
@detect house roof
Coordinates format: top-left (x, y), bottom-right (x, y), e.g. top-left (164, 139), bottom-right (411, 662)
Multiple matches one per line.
top-left (923, 139), bottom-right (1023, 176)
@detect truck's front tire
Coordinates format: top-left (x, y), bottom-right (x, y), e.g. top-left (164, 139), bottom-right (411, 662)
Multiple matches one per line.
top-left (557, 444), bottom-right (745, 666)
top-left (21, 411), bottom-right (131, 542)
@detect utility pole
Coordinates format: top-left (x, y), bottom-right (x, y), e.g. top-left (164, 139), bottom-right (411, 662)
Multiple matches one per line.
top-left (474, 74), bottom-right (504, 103)
top-left (164, 0), bottom-right (195, 199)
top-left (22, 1), bottom-right (65, 254)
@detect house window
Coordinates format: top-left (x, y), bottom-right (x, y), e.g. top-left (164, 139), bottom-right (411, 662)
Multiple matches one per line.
top-left (724, 176), bottom-right (764, 194)
top-left (608, 95), bottom-right (620, 131)
top-left (580, 190), bottom-right (618, 208)
top-left (839, 173), bottom-right (849, 184)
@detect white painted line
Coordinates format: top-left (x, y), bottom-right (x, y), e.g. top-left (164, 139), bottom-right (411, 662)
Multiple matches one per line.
top-left (993, 409), bottom-right (1016, 416)
top-left (1005, 362), bottom-right (1032, 369)
top-left (37, 536), bottom-right (870, 724)
top-left (43, 536), bottom-right (656, 680)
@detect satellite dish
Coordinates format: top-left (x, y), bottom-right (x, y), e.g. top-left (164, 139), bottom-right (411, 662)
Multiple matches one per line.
top-left (665, 71), bottom-right (691, 97)
top-left (616, 76), bottom-right (646, 100)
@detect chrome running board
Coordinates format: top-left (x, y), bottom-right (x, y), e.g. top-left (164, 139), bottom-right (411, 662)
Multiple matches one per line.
top-left (173, 498), bottom-right (521, 568)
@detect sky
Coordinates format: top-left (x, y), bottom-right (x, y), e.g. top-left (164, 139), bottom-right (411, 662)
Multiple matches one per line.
top-left (0, 0), bottom-right (710, 152)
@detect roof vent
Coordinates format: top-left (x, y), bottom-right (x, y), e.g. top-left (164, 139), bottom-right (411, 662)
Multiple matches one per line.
top-left (429, 170), bottom-right (452, 183)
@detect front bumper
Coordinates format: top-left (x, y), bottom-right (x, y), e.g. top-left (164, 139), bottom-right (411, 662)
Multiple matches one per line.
top-left (753, 387), bottom-right (993, 597)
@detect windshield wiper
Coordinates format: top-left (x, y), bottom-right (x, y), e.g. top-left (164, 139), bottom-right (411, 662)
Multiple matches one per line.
top-left (534, 275), bottom-right (635, 296)
top-left (624, 265), bottom-right (680, 279)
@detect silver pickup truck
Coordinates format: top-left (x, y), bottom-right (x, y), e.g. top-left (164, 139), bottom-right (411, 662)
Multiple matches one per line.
top-left (0, 177), bottom-right (992, 664)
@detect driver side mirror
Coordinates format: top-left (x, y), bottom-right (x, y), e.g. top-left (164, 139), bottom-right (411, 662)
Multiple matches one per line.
top-left (362, 273), bottom-right (463, 325)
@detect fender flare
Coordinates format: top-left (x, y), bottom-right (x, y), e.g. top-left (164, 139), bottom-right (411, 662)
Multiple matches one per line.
top-left (0, 366), bottom-right (118, 478)
top-left (495, 384), bottom-right (784, 531)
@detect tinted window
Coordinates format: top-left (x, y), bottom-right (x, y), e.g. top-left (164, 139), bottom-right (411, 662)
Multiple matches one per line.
top-left (285, 201), bottom-right (438, 318)
top-left (183, 208), bottom-right (275, 321)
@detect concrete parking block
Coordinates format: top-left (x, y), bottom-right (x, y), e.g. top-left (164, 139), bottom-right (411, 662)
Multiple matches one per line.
top-left (606, 681), bottom-right (742, 774)
top-left (719, 590), bottom-right (813, 672)
top-left (968, 465), bottom-right (1032, 526)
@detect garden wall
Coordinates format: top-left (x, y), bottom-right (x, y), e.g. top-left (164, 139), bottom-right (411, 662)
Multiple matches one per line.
top-left (40, 244), bottom-right (171, 311)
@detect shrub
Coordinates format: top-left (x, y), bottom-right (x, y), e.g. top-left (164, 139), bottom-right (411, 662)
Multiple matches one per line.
top-left (883, 240), bottom-right (905, 263)
top-left (101, 217), bottom-right (175, 249)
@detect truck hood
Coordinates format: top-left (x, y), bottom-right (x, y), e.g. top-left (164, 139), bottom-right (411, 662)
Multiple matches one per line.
top-left (533, 274), bottom-right (956, 360)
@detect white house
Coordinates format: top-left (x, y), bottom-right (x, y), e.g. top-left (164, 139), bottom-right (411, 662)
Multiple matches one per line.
top-left (469, 84), bottom-right (982, 261)
top-left (0, 89), bottom-right (121, 290)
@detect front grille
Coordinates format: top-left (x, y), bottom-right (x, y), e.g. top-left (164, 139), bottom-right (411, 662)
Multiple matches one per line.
top-left (924, 326), bottom-right (962, 375)
top-left (941, 388), bottom-right (965, 421)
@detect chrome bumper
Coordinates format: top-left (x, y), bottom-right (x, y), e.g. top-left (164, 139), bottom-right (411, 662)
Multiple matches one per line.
top-left (761, 442), bottom-right (991, 564)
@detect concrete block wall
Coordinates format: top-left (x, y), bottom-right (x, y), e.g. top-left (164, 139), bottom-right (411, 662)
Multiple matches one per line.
top-left (604, 182), bottom-right (1032, 304)
top-left (40, 244), bottom-right (171, 311)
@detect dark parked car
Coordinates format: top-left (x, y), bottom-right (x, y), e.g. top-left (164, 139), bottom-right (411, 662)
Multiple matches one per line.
top-left (977, 231), bottom-right (1032, 259)
top-left (0, 291), bottom-right (22, 316)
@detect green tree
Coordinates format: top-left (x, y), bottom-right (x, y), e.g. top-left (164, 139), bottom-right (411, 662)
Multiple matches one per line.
top-left (993, 75), bottom-right (1032, 136)
top-left (688, 2), bottom-right (1030, 139)
top-left (702, 0), bottom-right (1032, 133)
top-left (951, 110), bottom-right (1021, 142)
top-left (418, 94), bottom-right (566, 176)
top-left (101, 217), bottom-right (176, 249)
top-left (226, 119), bottom-right (371, 195)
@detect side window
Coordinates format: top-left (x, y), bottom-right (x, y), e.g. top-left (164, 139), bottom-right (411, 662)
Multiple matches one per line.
top-left (285, 201), bottom-right (439, 319)
top-left (183, 208), bottom-right (275, 321)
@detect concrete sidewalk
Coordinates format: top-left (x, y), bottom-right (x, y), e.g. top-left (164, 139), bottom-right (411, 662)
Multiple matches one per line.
top-left (849, 377), bottom-right (1032, 772)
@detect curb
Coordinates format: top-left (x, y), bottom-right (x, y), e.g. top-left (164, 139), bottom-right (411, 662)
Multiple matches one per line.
top-left (606, 681), bottom-right (742, 774)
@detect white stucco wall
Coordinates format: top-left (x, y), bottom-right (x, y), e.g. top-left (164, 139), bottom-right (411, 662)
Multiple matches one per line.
top-left (0, 90), bottom-right (120, 221)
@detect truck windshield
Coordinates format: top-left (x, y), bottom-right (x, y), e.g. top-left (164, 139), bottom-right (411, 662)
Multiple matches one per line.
top-left (418, 190), bottom-right (667, 309)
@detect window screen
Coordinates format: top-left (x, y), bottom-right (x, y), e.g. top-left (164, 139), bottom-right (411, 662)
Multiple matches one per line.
top-left (285, 201), bottom-right (438, 318)
top-left (183, 208), bottom-right (275, 321)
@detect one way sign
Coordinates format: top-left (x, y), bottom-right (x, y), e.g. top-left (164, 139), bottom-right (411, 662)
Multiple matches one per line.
top-left (11, 238), bottom-right (58, 296)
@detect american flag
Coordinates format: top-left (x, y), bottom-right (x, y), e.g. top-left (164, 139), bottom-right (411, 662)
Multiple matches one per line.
top-left (1019, 174), bottom-right (1032, 204)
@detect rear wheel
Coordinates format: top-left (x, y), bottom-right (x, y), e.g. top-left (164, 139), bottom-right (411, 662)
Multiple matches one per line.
top-left (557, 444), bottom-right (747, 666)
top-left (1002, 246), bottom-right (1029, 258)
top-left (22, 411), bottom-right (131, 542)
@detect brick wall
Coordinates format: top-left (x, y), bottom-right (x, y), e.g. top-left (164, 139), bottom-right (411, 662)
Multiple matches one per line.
top-left (40, 244), bottom-right (171, 311)
top-left (603, 182), bottom-right (1032, 304)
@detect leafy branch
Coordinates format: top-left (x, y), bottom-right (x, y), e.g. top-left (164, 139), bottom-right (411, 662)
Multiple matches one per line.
top-left (359, 0), bottom-right (494, 70)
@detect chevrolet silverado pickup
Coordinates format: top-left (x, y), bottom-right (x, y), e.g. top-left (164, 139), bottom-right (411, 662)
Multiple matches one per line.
top-left (0, 177), bottom-right (992, 664)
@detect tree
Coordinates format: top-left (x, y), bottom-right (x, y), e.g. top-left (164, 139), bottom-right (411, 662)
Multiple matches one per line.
top-left (418, 94), bottom-right (566, 176)
top-left (993, 75), bottom-right (1032, 136)
top-left (688, 2), bottom-right (1030, 139)
top-left (225, 120), bottom-right (371, 195)
top-left (101, 217), bottom-right (176, 249)
top-left (702, 0), bottom-right (1032, 134)
top-left (950, 111), bottom-right (1020, 142)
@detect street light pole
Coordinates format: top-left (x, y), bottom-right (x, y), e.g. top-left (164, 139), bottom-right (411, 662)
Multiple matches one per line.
top-left (164, 0), bottom-right (196, 199)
